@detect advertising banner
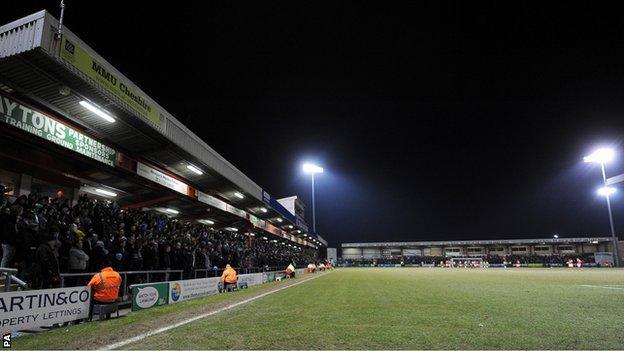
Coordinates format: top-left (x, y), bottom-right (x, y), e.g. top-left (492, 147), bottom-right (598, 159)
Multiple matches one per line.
top-left (249, 214), bottom-right (266, 228)
top-left (197, 191), bottom-right (228, 211)
top-left (263, 271), bottom-right (275, 283)
top-left (225, 204), bottom-right (247, 218)
top-left (0, 286), bottom-right (90, 335)
top-left (60, 36), bottom-right (166, 130)
top-left (137, 162), bottom-right (189, 195)
top-left (131, 282), bottom-right (169, 311)
top-left (0, 92), bottom-right (116, 166)
top-left (168, 277), bottom-right (220, 304)
top-left (237, 273), bottom-right (263, 287)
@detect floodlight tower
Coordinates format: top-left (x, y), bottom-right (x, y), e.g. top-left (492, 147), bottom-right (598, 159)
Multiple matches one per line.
top-left (302, 163), bottom-right (324, 233)
top-left (584, 148), bottom-right (619, 266)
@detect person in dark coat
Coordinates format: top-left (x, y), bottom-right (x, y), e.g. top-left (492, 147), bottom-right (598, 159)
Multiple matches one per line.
top-left (0, 205), bottom-right (19, 268)
top-left (34, 231), bottom-right (60, 289)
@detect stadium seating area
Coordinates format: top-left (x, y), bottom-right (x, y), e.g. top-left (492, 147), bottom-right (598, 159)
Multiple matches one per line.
top-left (0, 192), bottom-right (314, 289)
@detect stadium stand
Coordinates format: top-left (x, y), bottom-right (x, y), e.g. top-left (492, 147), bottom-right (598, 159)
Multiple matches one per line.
top-left (0, 192), bottom-right (315, 289)
top-left (0, 10), bottom-right (324, 295)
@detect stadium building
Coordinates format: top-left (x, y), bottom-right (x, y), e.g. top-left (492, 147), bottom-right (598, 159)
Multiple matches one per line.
top-left (0, 10), bottom-right (326, 250)
top-left (341, 236), bottom-right (623, 266)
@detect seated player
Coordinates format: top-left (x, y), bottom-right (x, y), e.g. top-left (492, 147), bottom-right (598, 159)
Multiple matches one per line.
top-left (576, 258), bottom-right (583, 269)
top-left (220, 264), bottom-right (238, 291)
top-left (307, 262), bottom-right (316, 273)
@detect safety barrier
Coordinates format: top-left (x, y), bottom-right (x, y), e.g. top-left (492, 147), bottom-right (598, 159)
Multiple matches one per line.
top-left (1, 267), bottom-right (29, 292)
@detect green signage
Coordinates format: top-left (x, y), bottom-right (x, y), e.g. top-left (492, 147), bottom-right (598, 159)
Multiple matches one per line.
top-left (131, 282), bottom-right (169, 311)
top-left (0, 93), bottom-right (116, 166)
top-left (60, 36), bottom-right (166, 130)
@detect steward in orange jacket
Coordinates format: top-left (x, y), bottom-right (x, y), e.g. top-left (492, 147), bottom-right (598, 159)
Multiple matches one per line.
top-left (221, 264), bottom-right (238, 285)
top-left (88, 266), bottom-right (122, 303)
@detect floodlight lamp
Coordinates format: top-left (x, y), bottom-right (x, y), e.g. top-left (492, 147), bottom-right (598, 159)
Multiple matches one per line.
top-left (597, 186), bottom-right (616, 197)
top-left (584, 148), bottom-right (615, 164)
top-left (303, 163), bottom-right (324, 174)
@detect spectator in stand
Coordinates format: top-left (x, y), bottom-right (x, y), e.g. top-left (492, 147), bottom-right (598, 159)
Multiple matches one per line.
top-left (33, 231), bottom-right (60, 289)
top-left (0, 205), bottom-right (18, 268)
top-left (69, 240), bottom-right (89, 273)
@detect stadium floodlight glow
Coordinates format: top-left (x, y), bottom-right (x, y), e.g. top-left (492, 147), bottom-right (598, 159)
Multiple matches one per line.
top-left (584, 148), bottom-right (615, 164)
top-left (165, 208), bottom-right (179, 214)
top-left (249, 233), bottom-right (255, 237)
top-left (582, 146), bottom-right (620, 266)
top-left (262, 236), bottom-right (268, 240)
top-left (553, 234), bottom-right (559, 239)
top-left (260, 207), bottom-right (268, 213)
top-left (79, 100), bottom-right (116, 123)
top-left (226, 227), bottom-right (238, 232)
top-left (287, 225), bottom-right (294, 229)
top-left (95, 188), bottom-right (117, 197)
top-left (302, 163), bottom-right (324, 174)
top-left (276, 218), bottom-right (283, 222)
top-left (234, 192), bottom-right (244, 199)
top-left (597, 186), bottom-right (616, 197)
top-left (198, 219), bottom-right (214, 225)
top-left (186, 164), bottom-right (203, 175)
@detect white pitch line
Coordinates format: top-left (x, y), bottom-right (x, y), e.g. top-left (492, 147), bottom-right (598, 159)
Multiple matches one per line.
top-left (580, 284), bottom-right (624, 290)
top-left (103, 274), bottom-right (324, 350)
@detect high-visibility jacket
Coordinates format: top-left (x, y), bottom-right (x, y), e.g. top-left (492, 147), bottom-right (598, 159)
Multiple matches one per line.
top-left (88, 267), bottom-right (122, 303)
top-left (221, 264), bottom-right (238, 284)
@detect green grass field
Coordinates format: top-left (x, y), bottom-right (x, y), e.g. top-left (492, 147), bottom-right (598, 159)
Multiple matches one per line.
top-left (14, 268), bottom-right (624, 349)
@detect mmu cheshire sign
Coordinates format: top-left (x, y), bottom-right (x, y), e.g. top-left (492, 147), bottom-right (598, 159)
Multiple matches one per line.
top-left (60, 35), bottom-right (166, 131)
top-left (0, 92), bottom-right (116, 166)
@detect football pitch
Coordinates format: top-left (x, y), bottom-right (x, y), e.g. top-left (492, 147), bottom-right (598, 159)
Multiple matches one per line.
top-left (14, 268), bottom-right (624, 350)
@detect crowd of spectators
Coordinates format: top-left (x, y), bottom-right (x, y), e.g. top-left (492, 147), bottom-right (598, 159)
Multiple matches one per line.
top-left (0, 192), bottom-right (315, 289)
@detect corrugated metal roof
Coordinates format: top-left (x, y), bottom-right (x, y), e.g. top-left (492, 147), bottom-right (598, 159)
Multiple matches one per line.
top-left (0, 10), bottom-right (263, 201)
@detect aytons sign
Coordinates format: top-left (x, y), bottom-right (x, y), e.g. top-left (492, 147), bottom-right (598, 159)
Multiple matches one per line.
top-left (0, 93), bottom-right (116, 166)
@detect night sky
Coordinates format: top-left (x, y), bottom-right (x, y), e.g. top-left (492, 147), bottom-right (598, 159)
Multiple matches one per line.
top-left (4, 2), bottom-right (624, 247)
